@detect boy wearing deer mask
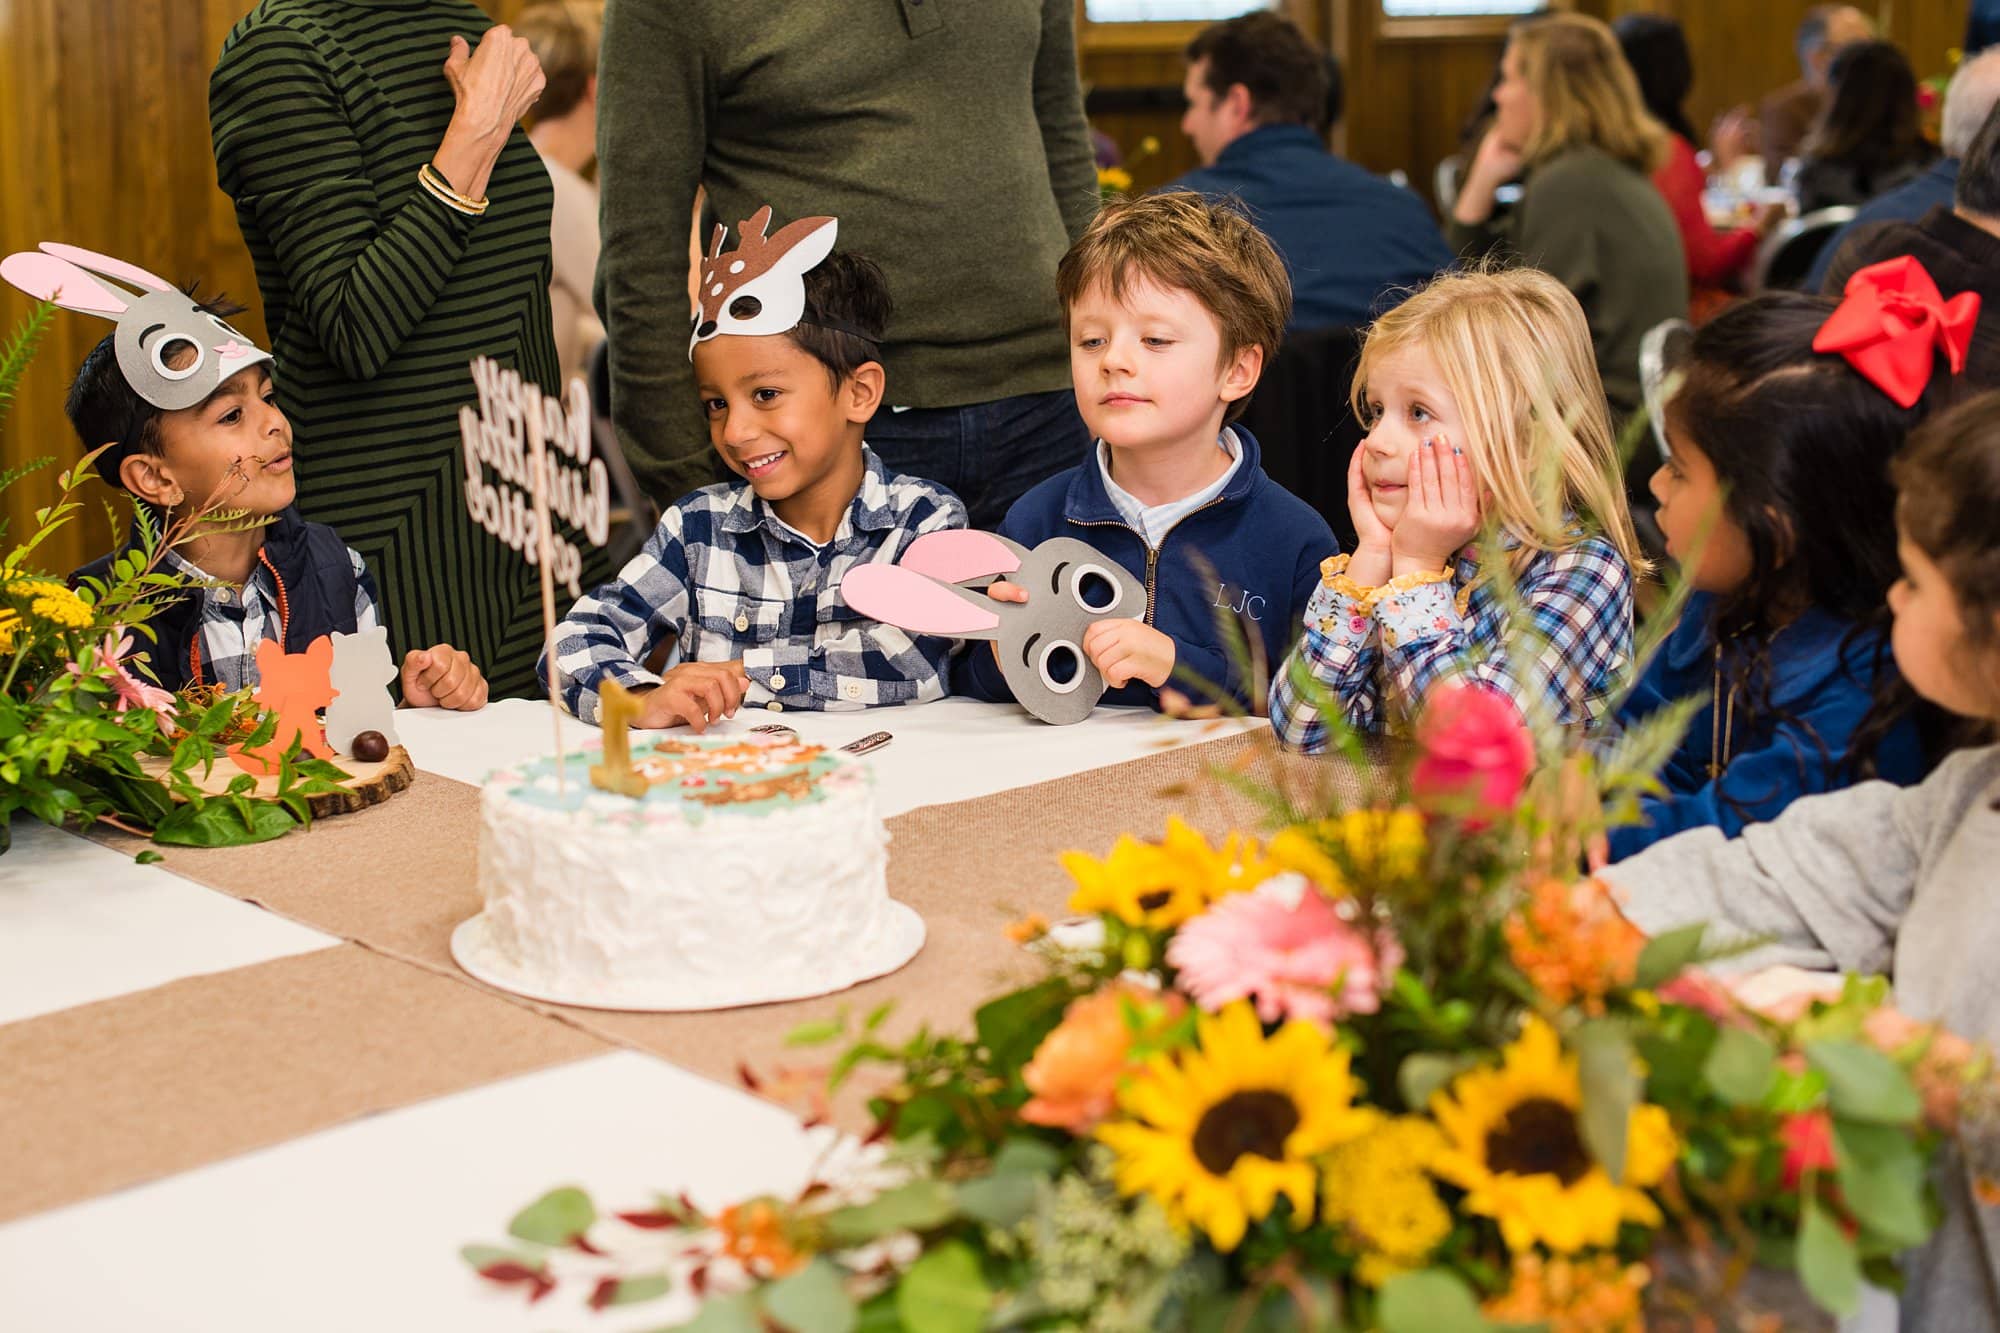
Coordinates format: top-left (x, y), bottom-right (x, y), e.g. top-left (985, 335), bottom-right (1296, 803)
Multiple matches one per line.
top-left (544, 207), bottom-right (967, 729)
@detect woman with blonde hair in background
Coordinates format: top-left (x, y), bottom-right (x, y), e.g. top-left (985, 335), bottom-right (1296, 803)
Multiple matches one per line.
top-left (1448, 13), bottom-right (1688, 431)
top-left (1271, 266), bottom-right (1641, 751)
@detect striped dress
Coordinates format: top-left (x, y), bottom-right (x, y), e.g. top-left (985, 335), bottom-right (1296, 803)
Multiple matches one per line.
top-left (211, 0), bottom-right (605, 699)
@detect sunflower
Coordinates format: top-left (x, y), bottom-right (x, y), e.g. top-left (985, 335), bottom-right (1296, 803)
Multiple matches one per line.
top-left (1097, 1001), bottom-right (1374, 1250)
top-left (1063, 818), bottom-right (1273, 929)
top-left (1430, 1017), bottom-right (1677, 1253)
top-left (1267, 809), bottom-right (1427, 892)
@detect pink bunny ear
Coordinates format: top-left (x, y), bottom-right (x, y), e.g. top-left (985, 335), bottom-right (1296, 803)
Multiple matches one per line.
top-left (842, 564), bottom-right (1002, 636)
top-left (0, 253), bottom-right (128, 315)
top-left (38, 242), bottom-right (176, 294)
top-left (897, 530), bottom-right (1022, 583)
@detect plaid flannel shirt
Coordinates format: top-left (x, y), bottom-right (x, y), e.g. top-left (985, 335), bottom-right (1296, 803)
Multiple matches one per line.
top-left (545, 447), bottom-right (967, 724)
top-left (162, 546), bottom-right (380, 692)
top-left (1270, 533), bottom-right (1632, 752)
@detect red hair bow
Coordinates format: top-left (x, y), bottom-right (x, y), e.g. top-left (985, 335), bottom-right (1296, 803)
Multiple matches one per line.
top-left (1813, 255), bottom-right (1981, 409)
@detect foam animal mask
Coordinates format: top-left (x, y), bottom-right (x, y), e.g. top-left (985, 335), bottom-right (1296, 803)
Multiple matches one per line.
top-left (689, 206), bottom-right (838, 357)
top-left (841, 531), bottom-right (1146, 725)
top-left (0, 242), bottom-right (272, 411)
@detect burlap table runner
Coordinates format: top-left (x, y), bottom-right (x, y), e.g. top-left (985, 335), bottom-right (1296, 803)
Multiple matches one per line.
top-left (20, 730), bottom-right (1353, 1218)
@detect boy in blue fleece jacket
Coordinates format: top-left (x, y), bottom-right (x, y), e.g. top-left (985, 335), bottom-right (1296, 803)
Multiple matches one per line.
top-left (957, 192), bottom-right (1337, 712)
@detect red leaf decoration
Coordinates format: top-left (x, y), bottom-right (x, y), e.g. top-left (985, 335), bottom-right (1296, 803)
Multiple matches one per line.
top-left (615, 1208), bottom-right (682, 1230)
top-left (477, 1262), bottom-right (556, 1305)
top-left (572, 1232), bottom-right (608, 1256)
top-left (737, 1061), bottom-right (763, 1091)
top-left (588, 1276), bottom-right (620, 1311)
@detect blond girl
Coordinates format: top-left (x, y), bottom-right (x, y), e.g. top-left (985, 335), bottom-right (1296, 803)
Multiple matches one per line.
top-left (1270, 267), bottom-right (1642, 750)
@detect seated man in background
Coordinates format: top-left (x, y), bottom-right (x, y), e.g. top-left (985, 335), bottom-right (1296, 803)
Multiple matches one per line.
top-left (1806, 47), bottom-right (2000, 290)
top-left (1165, 10), bottom-right (1453, 334)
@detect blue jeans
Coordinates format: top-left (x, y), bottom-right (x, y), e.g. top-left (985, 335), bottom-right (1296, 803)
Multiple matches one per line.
top-left (865, 388), bottom-right (1092, 529)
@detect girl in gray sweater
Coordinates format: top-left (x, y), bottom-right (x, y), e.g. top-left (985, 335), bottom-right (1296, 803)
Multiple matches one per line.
top-left (1605, 391), bottom-right (2000, 1331)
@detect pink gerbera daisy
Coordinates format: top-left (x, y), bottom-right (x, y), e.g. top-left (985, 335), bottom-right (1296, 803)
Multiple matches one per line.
top-left (69, 629), bottom-right (178, 731)
top-left (1166, 876), bottom-right (1402, 1028)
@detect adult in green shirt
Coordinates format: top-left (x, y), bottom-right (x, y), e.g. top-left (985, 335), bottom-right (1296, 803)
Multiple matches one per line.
top-left (212, 2), bottom-right (604, 699)
top-left (597, 0), bottom-right (1101, 528)
top-left (1448, 13), bottom-right (1688, 430)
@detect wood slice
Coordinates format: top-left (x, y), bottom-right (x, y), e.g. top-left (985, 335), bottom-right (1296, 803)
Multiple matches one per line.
top-left (136, 746), bottom-right (416, 818)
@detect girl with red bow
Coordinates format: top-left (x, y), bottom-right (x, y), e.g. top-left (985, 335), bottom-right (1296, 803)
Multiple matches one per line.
top-left (1607, 257), bottom-right (1977, 862)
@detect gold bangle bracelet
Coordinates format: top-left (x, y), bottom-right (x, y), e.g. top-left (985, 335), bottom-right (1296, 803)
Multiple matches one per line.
top-left (417, 163), bottom-right (488, 215)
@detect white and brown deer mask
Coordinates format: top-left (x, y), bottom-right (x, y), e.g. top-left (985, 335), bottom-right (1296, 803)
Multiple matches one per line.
top-left (688, 205), bottom-right (839, 359)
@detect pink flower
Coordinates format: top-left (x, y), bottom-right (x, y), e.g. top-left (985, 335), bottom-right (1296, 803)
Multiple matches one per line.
top-left (1166, 877), bottom-right (1402, 1027)
top-left (1410, 681), bottom-right (1534, 828)
top-left (68, 630), bottom-right (177, 731)
top-left (1780, 1110), bottom-right (1836, 1190)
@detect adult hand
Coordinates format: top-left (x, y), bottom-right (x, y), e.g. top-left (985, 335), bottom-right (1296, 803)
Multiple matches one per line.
top-left (433, 26), bottom-right (545, 200)
top-left (1083, 618), bottom-right (1175, 690)
top-left (1454, 128), bottom-right (1526, 226)
top-left (1750, 200), bottom-right (1789, 238)
top-left (1345, 445), bottom-right (1396, 589)
top-left (1390, 436), bottom-right (1481, 576)
top-left (402, 644), bottom-right (489, 710)
top-left (635, 661), bottom-right (749, 732)
top-left (1709, 105), bottom-right (1757, 170)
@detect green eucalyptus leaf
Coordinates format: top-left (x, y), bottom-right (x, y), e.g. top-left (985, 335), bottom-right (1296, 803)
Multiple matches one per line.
top-left (763, 1258), bottom-right (856, 1333)
top-left (820, 1179), bottom-right (957, 1247)
top-left (893, 1240), bottom-right (990, 1333)
top-left (507, 1185), bottom-right (597, 1245)
top-left (458, 1243), bottom-right (542, 1273)
top-left (1377, 1269), bottom-right (1493, 1333)
top-left (663, 1293), bottom-right (763, 1333)
top-left (1576, 1022), bottom-right (1638, 1183)
top-left (1399, 1052), bottom-right (1479, 1113)
top-left (1635, 923), bottom-right (1706, 988)
top-left (1834, 1120), bottom-right (1933, 1250)
top-left (1797, 1196), bottom-right (1862, 1316)
top-left (954, 1169), bottom-right (1040, 1229)
top-left (605, 1273), bottom-right (671, 1306)
top-left (990, 1136), bottom-right (1063, 1178)
top-left (1703, 1025), bottom-right (1779, 1107)
top-left (1806, 1040), bottom-right (1922, 1125)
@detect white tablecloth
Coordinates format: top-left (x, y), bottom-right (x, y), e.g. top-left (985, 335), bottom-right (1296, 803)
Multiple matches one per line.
top-left (0, 698), bottom-right (1252, 1328)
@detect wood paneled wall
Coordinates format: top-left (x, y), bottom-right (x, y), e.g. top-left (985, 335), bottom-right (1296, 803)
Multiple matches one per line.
top-left (0, 0), bottom-right (1969, 574)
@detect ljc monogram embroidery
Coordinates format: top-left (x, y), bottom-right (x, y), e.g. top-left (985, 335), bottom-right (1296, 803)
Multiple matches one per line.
top-left (1211, 581), bottom-right (1267, 622)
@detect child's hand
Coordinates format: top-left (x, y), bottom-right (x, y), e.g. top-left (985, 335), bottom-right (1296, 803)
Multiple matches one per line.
top-left (1390, 436), bottom-right (1481, 576)
top-left (637, 660), bottom-right (749, 733)
top-left (1084, 618), bottom-right (1174, 690)
top-left (402, 645), bottom-right (488, 710)
top-left (1346, 446), bottom-right (1396, 588)
top-left (985, 580), bottom-right (1029, 605)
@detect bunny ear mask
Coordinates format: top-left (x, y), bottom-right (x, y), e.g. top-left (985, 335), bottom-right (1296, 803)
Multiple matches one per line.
top-left (0, 242), bottom-right (272, 412)
top-left (840, 531), bottom-right (1147, 725)
top-left (688, 206), bottom-right (839, 358)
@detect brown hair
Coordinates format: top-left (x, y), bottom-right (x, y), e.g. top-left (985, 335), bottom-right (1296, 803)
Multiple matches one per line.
top-left (1185, 11), bottom-right (1330, 131)
top-left (1510, 13), bottom-right (1666, 174)
top-left (1055, 191), bottom-right (1290, 425)
top-left (1353, 264), bottom-right (1643, 571)
top-left (1895, 391), bottom-right (2000, 665)
top-left (515, 2), bottom-right (599, 123)
top-left (1804, 40), bottom-right (1929, 181)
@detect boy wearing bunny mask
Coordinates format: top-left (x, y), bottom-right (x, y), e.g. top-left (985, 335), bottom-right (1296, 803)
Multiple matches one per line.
top-left (956, 192), bottom-right (1337, 713)
top-left (542, 207), bottom-right (967, 729)
top-left (4, 243), bottom-right (488, 707)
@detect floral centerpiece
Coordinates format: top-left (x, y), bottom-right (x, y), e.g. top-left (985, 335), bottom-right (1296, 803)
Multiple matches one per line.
top-left (0, 305), bottom-right (344, 855)
top-left (471, 656), bottom-right (1993, 1330)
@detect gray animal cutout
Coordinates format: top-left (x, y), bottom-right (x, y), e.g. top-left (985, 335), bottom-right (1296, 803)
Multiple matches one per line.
top-left (840, 530), bottom-right (1147, 725)
top-left (324, 627), bottom-right (401, 755)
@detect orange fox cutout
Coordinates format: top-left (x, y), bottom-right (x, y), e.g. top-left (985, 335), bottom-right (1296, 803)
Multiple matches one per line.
top-left (230, 635), bottom-right (337, 775)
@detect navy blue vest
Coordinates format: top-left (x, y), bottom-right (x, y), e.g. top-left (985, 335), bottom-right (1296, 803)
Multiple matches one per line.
top-left (70, 507), bottom-right (361, 692)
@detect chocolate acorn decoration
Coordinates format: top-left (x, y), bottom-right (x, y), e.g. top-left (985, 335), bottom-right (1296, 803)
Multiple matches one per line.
top-left (350, 730), bottom-right (390, 764)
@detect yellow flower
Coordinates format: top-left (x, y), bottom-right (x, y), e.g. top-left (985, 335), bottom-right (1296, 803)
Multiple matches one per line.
top-left (1267, 823), bottom-right (1344, 890)
top-left (1063, 818), bottom-right (1273, 929)
top-left (0, 608), bottom-right (19, 654)
top-left (1321, 1115), bottom-right (1452, 1284)
top-left (1096, 1001), bottom-right (1373, 1251)
top-left (28, 586), bottom-right (92, 630)
top-left (1430, 1017), bottom-right (1677, 1253)
top-left (1097, 165), bottom-right (1134, 195)
top-left (1267, 808), bottom-right (1426, 890)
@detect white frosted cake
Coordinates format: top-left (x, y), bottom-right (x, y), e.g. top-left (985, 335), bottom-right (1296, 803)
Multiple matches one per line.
top-left (449, 732), bottom-right (924, 1011)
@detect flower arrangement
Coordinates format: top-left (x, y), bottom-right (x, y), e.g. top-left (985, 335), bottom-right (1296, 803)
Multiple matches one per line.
top-left (0, 304), bottom-right (345, 855)
top-left (473, 662), bottom-right (1995, 1330)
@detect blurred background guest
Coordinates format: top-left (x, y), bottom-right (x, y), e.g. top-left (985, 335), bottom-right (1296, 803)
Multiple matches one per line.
top-left (1614, 13), bottom-right (1782, 321)
top-left (1793, 39), bottom-right (1936, 213)
top-left (1760, 4), bottom-right (1877, 167)
top-left (1449, 13), bottom-right (1686, 428)
top-left (1807, 47), bottom-right (2000, 290)
top-left (1166, 10), bottom-right (1451, 333)
top-left (517, 0), bottom-right (604, 391)
top-left (1819, 102), bottom-right (2000, 388)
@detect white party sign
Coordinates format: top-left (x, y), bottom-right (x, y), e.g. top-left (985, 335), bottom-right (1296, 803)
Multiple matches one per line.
top-left (458, 356), bottom-right (609, 598)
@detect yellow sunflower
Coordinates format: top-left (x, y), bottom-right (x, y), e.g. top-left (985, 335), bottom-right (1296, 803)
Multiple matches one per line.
top-left (1430, 1017), bottom-right (1677, 1254)
top-left (1267, 809), bottom-right (1427, 892)
top-left (1097, 1001), bottom-right (1374, 1251)
top-left (1063, 818), bottom-right (1273, 929)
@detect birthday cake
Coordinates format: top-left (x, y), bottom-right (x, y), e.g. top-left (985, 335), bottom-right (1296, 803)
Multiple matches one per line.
top-left (449, 732), bottom-right (924, 1011)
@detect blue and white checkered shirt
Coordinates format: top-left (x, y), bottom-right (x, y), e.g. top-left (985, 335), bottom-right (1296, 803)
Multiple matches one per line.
top-left (1270, 533), bottom-right (1633, 751)
top-left (544, 447), bottom-right (968, 724)
top-left (162, 545), bottom-right (380, 692)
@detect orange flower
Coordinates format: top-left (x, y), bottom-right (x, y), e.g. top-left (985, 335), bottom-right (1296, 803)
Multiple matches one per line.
top-left (1505, 878), bottom-right (1646, 1012)
top-left (1005, 913), bottom-right (1051, 945)
top-left (1483, 1252), bottom-right (1649, 1332)
top-left (1020, 985), bottom-right (1183, 1134)
top-left (713, 1199), bottom-right (806, 1278)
